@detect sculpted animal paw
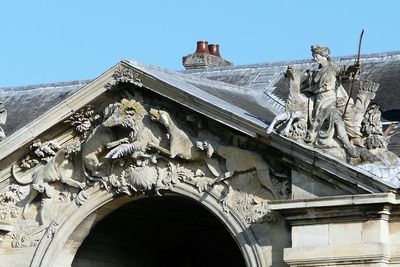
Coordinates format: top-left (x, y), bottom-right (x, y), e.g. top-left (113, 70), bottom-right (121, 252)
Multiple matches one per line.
top-left (195, 177), bottom-right (211, 192)
top-left (78, 182), bottom-right (86, 190)
top-left (120, 137), bottom-right (130, 144)
top-left (106, 137), bottom-right (130, 149)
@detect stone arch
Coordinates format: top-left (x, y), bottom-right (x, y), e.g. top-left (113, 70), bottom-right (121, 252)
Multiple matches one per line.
top-left (30, 182), bottom-right (265, 267)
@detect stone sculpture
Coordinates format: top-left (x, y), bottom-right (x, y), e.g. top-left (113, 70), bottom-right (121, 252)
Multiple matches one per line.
top-left (345, 80), bottom-right (381, 146)
top-left (148, 108), bottom-right (224, 180)
top-left (266, 66), bottom-right (308, 140)
top-left (198, 140), bottom-right (279, 199)
top-left (80, 123), bottom-right (114, 177)
top-left (105, 65), bottom-right (143, 90)
top-left (12, 144), bottom-right (85, 223)
top-left (362, 103), bottom-right (386, 150)
top-left (149, 108), bottom-right (207, 160)
top-left (64, 105), bottom-right (100, 139)
top-left (267, 45), bottom-right (393, 163)
top-left (1, 75), bottom-right (288, 250)
top-left (149, 108), bottom-right (280, 199)
top-left (302, 45), bottom-right (360, 157)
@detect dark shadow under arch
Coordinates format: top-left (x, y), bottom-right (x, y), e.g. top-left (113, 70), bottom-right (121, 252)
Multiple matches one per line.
top-left (72, 195), bottom-right (247, 267)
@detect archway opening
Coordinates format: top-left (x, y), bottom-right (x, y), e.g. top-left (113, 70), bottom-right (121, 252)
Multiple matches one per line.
top-left (72, 195), bottom-right (247, 267)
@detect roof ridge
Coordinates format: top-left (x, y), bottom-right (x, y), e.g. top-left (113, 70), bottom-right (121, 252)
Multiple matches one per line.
top-left (0, 79), bottom-right (92, 91)
top-left (126, 60), bottom-right (252, 91)
top-left (184, 50), bottom-right (400, 73)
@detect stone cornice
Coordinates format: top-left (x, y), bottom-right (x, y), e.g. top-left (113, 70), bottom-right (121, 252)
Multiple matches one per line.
top-left (269, 193), bottom-right (397, 225)
top-left (268, 133), bottom-right (399, 193)
top-left (284, 242), bottom-right (391, 266)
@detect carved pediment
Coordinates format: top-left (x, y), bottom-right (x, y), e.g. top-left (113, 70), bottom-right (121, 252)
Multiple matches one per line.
top-left (0, 60), bottom-right (397, 257)
top-left (0, 68), bottom-right (291, 251)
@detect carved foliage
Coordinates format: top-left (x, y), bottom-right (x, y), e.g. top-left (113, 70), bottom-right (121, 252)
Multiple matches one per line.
top-left (17, 139), bottom-right (62, 171)
top-left (0, 185), bottom-right (23, 222)
top-left (361, 104), bottom-right (386, 149)
top-left (105, 66), bottom-right (143, 90)
top-left (10, 231), bottom-right (40, 248)
top-left (64, 105), bottom-right (100, 139)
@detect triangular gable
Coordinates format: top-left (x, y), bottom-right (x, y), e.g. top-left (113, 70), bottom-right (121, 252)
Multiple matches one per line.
top-left (0, 60), bottom-right (397, 195)
top-left (0, 61), bottom-right (272, 161)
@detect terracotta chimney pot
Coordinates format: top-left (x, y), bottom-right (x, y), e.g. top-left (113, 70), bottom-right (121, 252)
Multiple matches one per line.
top-left (195, 41), bottom-right (210, 54)
top-left (208, 44), bottom-right (221, 57)
top-left (182, 41), bottom-right (232, 69)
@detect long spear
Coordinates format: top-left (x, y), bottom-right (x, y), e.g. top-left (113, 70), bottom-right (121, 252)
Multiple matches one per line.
top-left (343, 29), bottom-right (364, 118)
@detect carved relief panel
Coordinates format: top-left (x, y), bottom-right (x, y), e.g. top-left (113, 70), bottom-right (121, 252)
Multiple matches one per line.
top-left (0, 67), bottom-right (291, 254)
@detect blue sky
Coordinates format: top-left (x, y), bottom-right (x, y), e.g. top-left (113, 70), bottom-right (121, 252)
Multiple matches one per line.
top-left (1, 0), bottom-right (399, 87)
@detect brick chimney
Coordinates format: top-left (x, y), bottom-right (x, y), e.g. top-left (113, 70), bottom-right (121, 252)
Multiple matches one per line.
top-left (183, 41), bottom-right (233, 70)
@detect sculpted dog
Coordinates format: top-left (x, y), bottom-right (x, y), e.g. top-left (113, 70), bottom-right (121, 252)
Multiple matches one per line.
top-left (198, 140), bottom-right (280, 199)
top-left (150, 108), bottom-right (279, 199)
top-left (12, 149), bottom-right (85, 222)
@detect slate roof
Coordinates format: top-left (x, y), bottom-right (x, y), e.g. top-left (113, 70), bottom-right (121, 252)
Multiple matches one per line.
top-left (186, 51), bottom-right (400, 112)
top-left (125, 60), bottom-right (276, 131)
top-left (0, 80), bottom-right (90, 136)
top-left (2, 51), bottom-right (400, 151)
top-left (186, 51), bottom-right (400, 154)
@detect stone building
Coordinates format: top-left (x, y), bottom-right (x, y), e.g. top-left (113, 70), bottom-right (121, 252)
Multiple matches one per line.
top-left (1, 41), bottom-right (400, 266)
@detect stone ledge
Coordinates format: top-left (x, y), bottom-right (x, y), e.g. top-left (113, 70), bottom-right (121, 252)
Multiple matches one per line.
top-left (269, 192), bottom-right (397, 210)
top-left (269, 133), bottom-right (399, 193)
top-left (284, 242), bottom-right (390, 266)
top-left (389, 244), bottom-right (400, 264)
top-left (269, 193), bottom-right (396, 226)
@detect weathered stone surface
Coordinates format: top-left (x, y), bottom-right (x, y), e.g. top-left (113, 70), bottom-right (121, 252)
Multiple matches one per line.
top-left (266, 45), bottom-right (397, 175)
top-left (328, 222), bottom-right (362, 245)
top-left (291, 170), bottom-right (349, 199)
top-left (0, 63), bottom-right (290, 266)
top-left (1, 50), bottom-right (400, 267)
top-left (270, 193), bottom-right (400, 266)
top-left (292, 224), bottom-right (329, 247)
